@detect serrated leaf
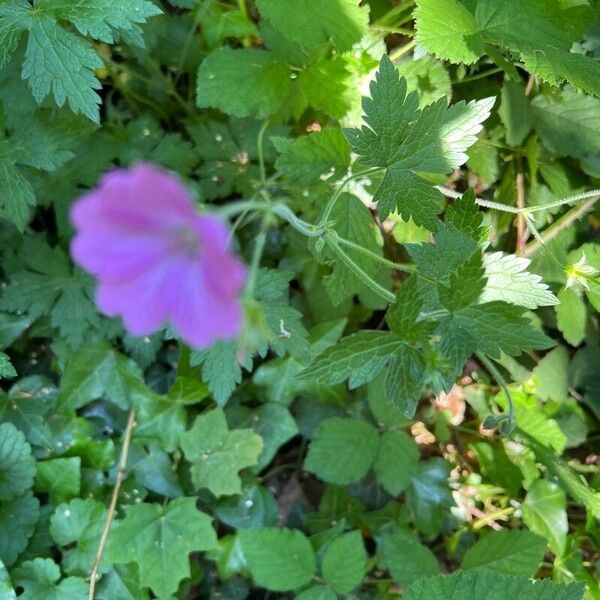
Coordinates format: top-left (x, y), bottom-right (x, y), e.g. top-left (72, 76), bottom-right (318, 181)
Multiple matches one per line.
top-left (385, 347), bottom-right (426, 417)
top-left (273, 128), bottom-right (350, 186)
top-left (197, 48), bottom-right (292, 118)
top-left (461, 529), bottom-right (546, 576)
top-left (11, 558), bottom-right (87, 600)
top-left (378, 526), bottom-right (439, 586)
top-left (404, 570), bottom-right (585, 600)
top-left (499, 80), bottom-right (533, 147)
top-left (481, 252), bottom-right (559, 309)
top-left (373, 431), bottom-right (420, 495)
top-left (0, 491), bottom-right (39, 566)
top-left (42, 0), bottom-right (162, 45)
top-left (445, 189), bottom-right (485, 241)
top-left (396, 55), bottom-right (451, 108)
top-left (532, 88), bottom-right (600, 160)
top-left (23, 15), bottom-right (103, 121)
top-left (439, 250), bottom-right (486, 312)
top-left (239, 527), bottom-right (316, 591)
top-left (297, 331), bottom-right (401, 388)
top-left (191, 341), bottom-right (243, 407)
top-left (50, 498), bottom-right (107, 576)
top-left (347, 56), bottom-right (493, 226)
top-left (256, 0), bottom-right (368, 53)
top-left (107, 498), bottom-right (217, 599)
top-left (180, 408), bottom-right (263, 497)
top-left (304, 417), bottom-right (379, 485)
top-left (0, 422), bottom-right (36, 501)
top-left (0, 159), bottom-right (35, 231)
top-left (322, 531), bottom-right (366, 593)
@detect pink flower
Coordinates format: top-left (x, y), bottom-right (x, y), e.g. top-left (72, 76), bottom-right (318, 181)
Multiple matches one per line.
top-left (70, 163), bottom-right (246, 348)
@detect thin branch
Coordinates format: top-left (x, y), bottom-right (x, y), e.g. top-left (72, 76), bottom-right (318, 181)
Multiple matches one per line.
top-left (523, 196), bottom-right (599, 258)
top-left (88, 409), bottom-right (137, 600)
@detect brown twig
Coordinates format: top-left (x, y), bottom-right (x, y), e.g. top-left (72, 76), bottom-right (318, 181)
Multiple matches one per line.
top-left (88, 408), bottom-right (137, 600)
top-left (515, 171), bottom-right (526, 255)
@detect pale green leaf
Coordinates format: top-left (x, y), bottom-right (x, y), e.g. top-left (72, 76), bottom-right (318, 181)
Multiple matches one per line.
top-left (373, 431), bottom-right (419, 495)
top-left (556, 287), bottom-right (586, 346)
top-left (11, 558), bottom-right (87, 600)
top-left (239, 527), bottom-right (316, 591)
top-left (322, 531), bottom-right (366, 593)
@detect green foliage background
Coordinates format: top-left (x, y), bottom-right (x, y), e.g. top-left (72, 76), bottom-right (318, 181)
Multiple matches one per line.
top-left (0, 0), bottom-right (599, 598)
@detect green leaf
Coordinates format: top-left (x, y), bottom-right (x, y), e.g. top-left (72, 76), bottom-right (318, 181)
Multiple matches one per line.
top-left (481, 252), bottom-right (558, 309)
top-left (197, 48), bottom-right (292, 118)
top-left (42, 0), bottom-right (162, 45)
top-left (373, 431), bottom-right (420, 495)
top-left (386, 275), bottom-right (431, 342)
top-left (238, 527), bottom-right (316, 591)
top-left (50, 498), bottom-right (107, 576)
top-left (461, 529), bottom-right (546, 576)
top-left (255, 0), bottom-right (368, 52)
top-left (304, 417), bottom-right (379, 485)
top-left (404, 571), bottom-right (585, 600)
top-left (521, 480), bottom-right (568, 558)
top-left (107, 498), bottom-right (217, 599)
top-left (439, 250), bottom-right (486, 312)
top-left (297, 331), bottom-right (401, 388)
top-left (0, 559), bottom-right (16, 600)
top-left (0, 422), bottom-right (36, 501)
top-left (322, 531), bottom-right (366, 594)
top-left (415, 0), bottom-right (600, 97)
top-left (0, 491), bottom-right (39, 566)
top-left (0, 159), bottom-right (36, 231)
top-left (414, 0), bottom-right (483, 64)
top-left (347, 56), bottom-right (493, 225)
top-left (533, 88), bottom-right (600, 160)
top-left (0, 352), bottom-right (16, 379)
top-left (273, 128), bottom-right (350, 186)
top-left (406, 458), bottom-right (453, 537)
top-left (531, 346), bottom-right (569, 402)
top-left (396, 56), bottom-right (451, 108)
top-left (296, 587), bottom-right (336, 600)
top-left (499, 80), bottom-right (533, 147)
top-left (34, 457), bottom-right (80, 504)
top-left (191, 341), bottom-right (244, 407)
top-left (384, 347), bottom-right (426, 417)
top-left (378, 526), bottom-right (440, 586)
top-left (556, 287), bottom-right (586, 346)
top-left (57, 342), bottom-right (143, 411)
top-left (445, 189), bottom-right (485, 241)
top-left (11, 558), bottom-right (88, 600)
top-left (180, 408), bottom-right (263, 497)
top-left (23, 15), bottom-right (103, 121)
top-left (325, 193), bottom-right (386, 303)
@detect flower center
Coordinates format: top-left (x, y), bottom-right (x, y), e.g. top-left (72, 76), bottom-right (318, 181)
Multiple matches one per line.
top-left (172, 225), bottom-right (201, 257)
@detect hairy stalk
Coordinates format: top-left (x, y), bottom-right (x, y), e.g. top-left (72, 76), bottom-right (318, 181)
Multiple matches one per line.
top-left (477, 353), bottom-right (515, 435)
top-left (257, 120), bottom-right (270, 186)
top-left (88, 409), bottom-right (137, 599)
top-left (522, 215), bottom-right (565, 270)
top-left (334, 235), bottom-right (417, 273)
top-left (323, 234), bottom-right (396, 303)
top-left (515, 170), bottom-right (526, 255)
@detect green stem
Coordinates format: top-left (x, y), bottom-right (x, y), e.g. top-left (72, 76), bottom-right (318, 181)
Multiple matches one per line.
top-left (257, 120), bottom-right (270, 186)
top-left (323, 234), bottom-right (396, 303)
top-left (215, 200), bottom-right (268, 218)
top-left (271, 204), bottom-right (325, 237)
top-left (319, 167), bottom-right (384, 226)
top-left (524, 188), bottom-right (600, 213)
top-left (244, 212), bottom-right (270, 299)
top-left (452, 66), bottom-right (503, 85)
top-left (176, 343), bottom-right (194, 377)
top-left (522, 215), bottom-right (565, 270)
top-left (389, 39), bottom-right (416, 61)
top-left (335, 235), bottom-right (416, 273)
top-left (477, 353), bottom-right (515, 434)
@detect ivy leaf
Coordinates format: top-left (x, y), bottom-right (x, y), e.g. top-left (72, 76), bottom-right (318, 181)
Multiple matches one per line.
top-left (197, 48), bottom-right (292, 118)
top-left (481, 252), bottom-right (559, 309)
top-left (304, 417), bottom-right (379, 485)
top-left (50, 498), bottom-right (107, 576)
top-left (0, 491), bottom-right (40, 566)
top-left (42, 0), bottom-right (162, 46)
top-left (405, 571), bottom-right (585, 599)
top-left (347, 56), bottom-right (493, 225)
top-left (255, 0), bottom-right (368, 53)
top-left (11, 558), bottom-right (88, 600)
top-left (107, 498), bottom-right (218, 599)
top-left (273, 128), bottom-right (351, 186)
top-left (419, 0), bottom-right (600, 97)
top-left (378, 526), bottom-right (440, 586)
top-left (322, 531), bottom-right (366, 594)
top-left (239, 527), bottom-right (316, 591)
top-left (0, 422), bottom-right (36, 501)
top-left (180, 408), bottom-right (263, 497)
top-left (461, 530), bottom-right (547, 576)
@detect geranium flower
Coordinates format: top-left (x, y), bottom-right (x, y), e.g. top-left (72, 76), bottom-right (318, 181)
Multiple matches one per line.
top-left (70, 163), bottom-right (246, 348)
